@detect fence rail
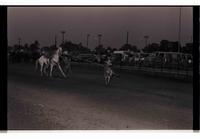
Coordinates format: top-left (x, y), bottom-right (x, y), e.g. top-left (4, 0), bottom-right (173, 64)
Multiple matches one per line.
top-left (70, 61), bottom-right (193, 81)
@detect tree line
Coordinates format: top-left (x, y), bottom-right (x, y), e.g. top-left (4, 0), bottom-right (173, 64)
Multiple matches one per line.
top-left (8, 39), bottom-right (193, 56)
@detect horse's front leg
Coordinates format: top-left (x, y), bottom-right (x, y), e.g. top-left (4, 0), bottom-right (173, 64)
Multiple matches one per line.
top-left (107, 76), bottom-right (111, 85)
top-left (57, 63), bottom-right (66, 78)
top-left (40, 64), bottom-right (43, 76)
top-left (104, 76), bottom-right (107, 85)
top-left (104, 73), bottom-right (107, 85)
top-left (67, 64), bottom-right (72, 76)
top-left (68, 64), bottom-right (72, 75)
top-left (50, 63), bottom-right (54, 77)
top-left (64, 65), bottom-right (69, 77)
top-left (105, 75), bottom-right (109, 85)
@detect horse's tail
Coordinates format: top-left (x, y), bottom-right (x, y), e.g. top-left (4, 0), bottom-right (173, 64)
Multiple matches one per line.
top-left (35, 59), bottom-right (39, 70)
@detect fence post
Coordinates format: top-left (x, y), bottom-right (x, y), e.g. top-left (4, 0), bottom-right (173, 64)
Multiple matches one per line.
top-left (185, 64), bottom-right (188, 79)
top-left (161, 60), bottom-right (163, 73)
top-left (177, 60), bottom-right (180, 76)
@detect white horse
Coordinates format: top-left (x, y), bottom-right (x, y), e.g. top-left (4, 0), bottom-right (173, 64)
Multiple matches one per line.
top-left (49, 46), bottom-right (66, 78)
top-left (35, 55), bottom-right (50, 76)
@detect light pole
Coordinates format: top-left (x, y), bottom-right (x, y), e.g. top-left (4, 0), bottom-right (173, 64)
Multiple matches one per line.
top-left (178, 7), bottom-right (182, 53)
top-left (98, 34), bottom-right (102, 46)
top-left (126, 31), bottom-right (129, 45)
top-left (55, 35), bottom-right (57, 46)
top-left (61, 30), bottom-right (66, 45)
top-left (144, 35), bottom-right (149, 47)
top-left (18, 38), bottom-right (21, 49)
top-left (86, 34), bottom-right (90, 47)
top-left (190, 36), bottom-right (193, 43)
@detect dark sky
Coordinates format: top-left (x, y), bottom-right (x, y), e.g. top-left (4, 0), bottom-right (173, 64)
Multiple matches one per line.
top-left (8, 7), bottom-right (193, 49)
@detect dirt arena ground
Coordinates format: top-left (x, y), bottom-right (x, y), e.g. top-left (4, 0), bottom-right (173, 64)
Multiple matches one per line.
top-left (7, 63), bottom-right (193, 130)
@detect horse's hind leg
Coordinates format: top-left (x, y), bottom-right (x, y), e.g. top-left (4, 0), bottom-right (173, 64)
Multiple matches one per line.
top-left (43, 65), bottom-right (47, 76)
top-left (44, 64), bottom-right (48, 76)
top-left (113, 71), bottom-right (119, 78)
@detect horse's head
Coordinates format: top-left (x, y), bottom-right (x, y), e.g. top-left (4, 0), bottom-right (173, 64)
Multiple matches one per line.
top-left (55, 47), bottom-right (63, 55)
